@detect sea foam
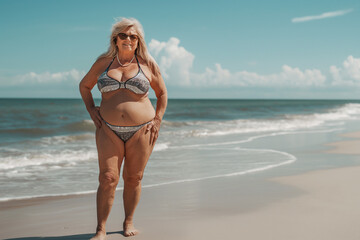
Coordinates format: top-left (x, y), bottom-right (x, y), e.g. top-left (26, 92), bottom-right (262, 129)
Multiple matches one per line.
top-left (177, 103), bottom-right (360, 137)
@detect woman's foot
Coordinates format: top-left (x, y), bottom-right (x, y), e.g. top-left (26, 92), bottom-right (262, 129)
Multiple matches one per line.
top-left (90, 227), bottom-right (106, 240)
top-left (123, 220), bottom-right (139, 237)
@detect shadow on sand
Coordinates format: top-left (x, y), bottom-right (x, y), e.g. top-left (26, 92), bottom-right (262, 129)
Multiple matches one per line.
top-left (4, 231), bottom-right (124, 240)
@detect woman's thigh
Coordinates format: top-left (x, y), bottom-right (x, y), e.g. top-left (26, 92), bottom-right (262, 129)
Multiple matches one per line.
top-left (96, 125), bottom-right (125, 173)
top-left (123, 124), bottom-right (155, 178)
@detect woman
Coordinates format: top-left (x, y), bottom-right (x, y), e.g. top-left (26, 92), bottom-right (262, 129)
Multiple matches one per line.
top-left (79, 17), bottom-right (167, 239)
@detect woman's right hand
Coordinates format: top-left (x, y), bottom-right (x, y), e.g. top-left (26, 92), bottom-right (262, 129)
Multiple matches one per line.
top-left (89, 106), bottom-right (102, 128)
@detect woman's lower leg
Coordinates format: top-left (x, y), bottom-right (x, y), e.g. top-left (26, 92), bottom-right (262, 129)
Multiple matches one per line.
top-left (96, 172), bottom-right (119, 232)
top-left (123, 181), bottom-right (142, 222)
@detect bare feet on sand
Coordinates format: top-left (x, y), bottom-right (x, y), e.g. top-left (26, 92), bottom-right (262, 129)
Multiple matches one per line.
top-left (90, 228), bottom-right (106, 240)
top-left (123, 221), bottom-right (139, 237)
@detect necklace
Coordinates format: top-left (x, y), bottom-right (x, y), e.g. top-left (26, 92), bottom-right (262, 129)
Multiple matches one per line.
top-left (117, 53), bottom-right (135, 67)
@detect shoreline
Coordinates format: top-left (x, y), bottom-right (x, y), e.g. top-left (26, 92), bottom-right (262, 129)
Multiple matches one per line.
top-left (1, 130), bottom-right (360, 239)
top-left (325, 131), bottom-right (360, 155)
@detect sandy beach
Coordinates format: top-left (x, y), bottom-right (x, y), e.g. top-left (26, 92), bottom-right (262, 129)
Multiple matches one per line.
top-left (1, 131), bottom-right (360, 240)
top-left (325, 131), bottom-right (360, 155)
top-left (1, 0), bottom-right (360, 237)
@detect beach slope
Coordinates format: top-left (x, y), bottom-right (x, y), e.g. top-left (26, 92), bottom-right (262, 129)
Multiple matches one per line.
top-left (1, 132), bottom-right (360, 240)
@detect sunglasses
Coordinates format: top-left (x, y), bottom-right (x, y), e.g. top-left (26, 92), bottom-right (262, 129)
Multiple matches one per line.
top-left (118, 33), bottom-right (138, 41)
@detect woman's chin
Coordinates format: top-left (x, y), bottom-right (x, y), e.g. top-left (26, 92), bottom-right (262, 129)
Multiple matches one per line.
top-left (121, 45), bottom-right (134, 51)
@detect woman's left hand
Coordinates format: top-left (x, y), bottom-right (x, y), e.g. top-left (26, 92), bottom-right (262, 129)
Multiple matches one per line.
top-left (146, 116), bottom-right (161, 145)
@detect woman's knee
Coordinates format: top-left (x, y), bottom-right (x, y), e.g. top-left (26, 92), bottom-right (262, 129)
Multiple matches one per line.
top-left (123, 172), bottom-right (143, 187)
top-left (99, 171), bottom-right (119, 188)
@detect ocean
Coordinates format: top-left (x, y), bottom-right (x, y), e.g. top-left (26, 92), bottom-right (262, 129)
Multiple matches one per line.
top-left (1, 98), bottom-right (360, 202)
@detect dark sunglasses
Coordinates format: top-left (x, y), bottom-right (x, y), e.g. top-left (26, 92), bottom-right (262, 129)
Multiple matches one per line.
top-left (118, 33), bottom-right (138, 41)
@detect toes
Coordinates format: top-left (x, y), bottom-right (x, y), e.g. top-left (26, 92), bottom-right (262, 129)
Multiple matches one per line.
top-left (124, 230), bottom-right (137, 237)
top-left (123, 222), bottom-right (139, 237)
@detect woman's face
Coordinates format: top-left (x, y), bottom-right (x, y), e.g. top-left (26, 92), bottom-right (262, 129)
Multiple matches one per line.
top-left (116, 26), bottom-right (139, 53)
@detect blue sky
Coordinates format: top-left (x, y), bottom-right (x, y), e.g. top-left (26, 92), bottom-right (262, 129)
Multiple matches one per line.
top-left (0, 0), bottom-right (359, 99)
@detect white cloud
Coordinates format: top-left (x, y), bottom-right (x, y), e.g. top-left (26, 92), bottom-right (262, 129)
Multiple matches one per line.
top-left (150, 37), bottom-right (327, 88)
top-left (292, 9), bottom-right (353, 23)
top-left (2, 69), bottom-right (86, 86)
top-left (191, 64), bottom-right (326, 87)
top-left (149, 37), bottom-right (195, 86)
top-left (330, 56), bottom-right (360, 86)
top-left (2, 38), bottom-right (359, 92)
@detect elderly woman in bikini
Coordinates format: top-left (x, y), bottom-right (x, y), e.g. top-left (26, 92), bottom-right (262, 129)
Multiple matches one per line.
top-left (79, 17), bottom-right (167, 238)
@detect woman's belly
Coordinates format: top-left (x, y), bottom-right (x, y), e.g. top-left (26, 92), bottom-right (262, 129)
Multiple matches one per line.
top-left (99, 91), bottom-right (155, 126)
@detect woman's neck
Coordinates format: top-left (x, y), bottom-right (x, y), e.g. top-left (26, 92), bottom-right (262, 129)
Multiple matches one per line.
top-left (117, 51), bottom-right (135, 62)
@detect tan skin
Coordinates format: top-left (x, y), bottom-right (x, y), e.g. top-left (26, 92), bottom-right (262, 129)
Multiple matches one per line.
top-left (79, 26), bottom-right (167, 239)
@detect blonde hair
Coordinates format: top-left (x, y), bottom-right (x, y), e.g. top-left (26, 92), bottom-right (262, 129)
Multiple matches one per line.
top-left (97, 17), bottom-right (160, 77)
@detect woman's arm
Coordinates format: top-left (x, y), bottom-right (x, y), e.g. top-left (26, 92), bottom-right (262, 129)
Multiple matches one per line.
top-left (79, 58), bottom-right (108, 128)
top-left (147, 70), bottom-right (168, 145)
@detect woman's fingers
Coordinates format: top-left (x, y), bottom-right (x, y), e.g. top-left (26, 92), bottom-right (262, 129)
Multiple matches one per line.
top-left (146, 121), bottom-right (153, 132)
top-left (149, 127), bottom-right (154, 145)
top-left (90, 107), bottom-right (102, 129)
top-left (147, 118), bottom-right (161, 145)
top-left (150, 126), bottom-right (159, 145)
top-left (94, 107), bottom-right (102, 128)
top-left (96, 114), bottom-right (102, 127)
top-left (93, 117), bottom-right (101, 128)
top-left (96, 119), bottom-right (102, 128)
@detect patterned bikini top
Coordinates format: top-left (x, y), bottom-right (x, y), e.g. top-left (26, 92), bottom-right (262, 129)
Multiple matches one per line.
top-left (97, 55), bottom-right (150, 94)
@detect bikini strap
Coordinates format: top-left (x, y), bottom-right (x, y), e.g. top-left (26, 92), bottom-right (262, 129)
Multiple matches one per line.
top-left (106, 56), bottom-right (116, 72)
top-left (135, 54), bottom-right (142, 70)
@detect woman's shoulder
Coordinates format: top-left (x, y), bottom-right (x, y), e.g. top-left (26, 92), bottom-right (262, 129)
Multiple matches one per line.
top-left (94, 56), bottom-right (113, 68)
top-left (136, 55), bottom-right (153, 78)
top-left (136, 55), bottom-right (147, 66)
top-left (91, 56), bottom-right (114, 74)
top-left (137, 55), bottom-right (160, 76)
